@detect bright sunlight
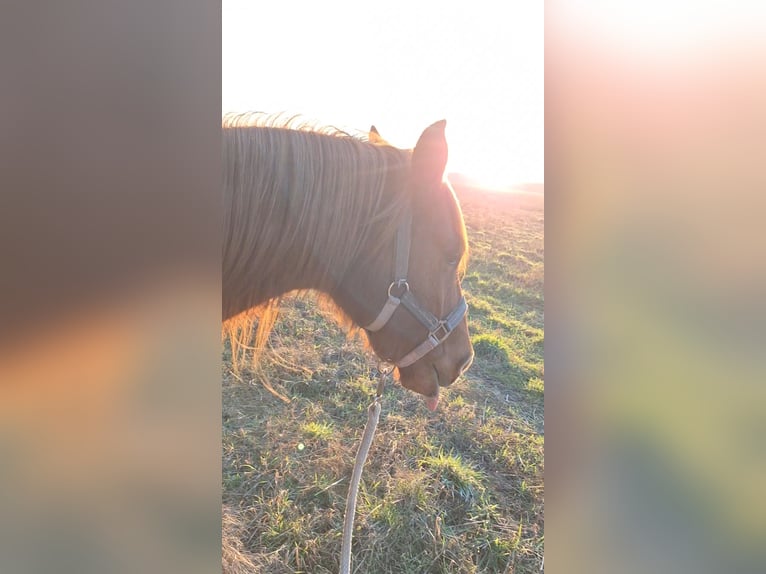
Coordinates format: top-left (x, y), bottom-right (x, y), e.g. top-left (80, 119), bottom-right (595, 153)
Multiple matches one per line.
top-left (222, 0), bottom-right (543, 187)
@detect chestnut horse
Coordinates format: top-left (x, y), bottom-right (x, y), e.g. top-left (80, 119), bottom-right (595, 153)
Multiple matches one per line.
top-left (222, 113), bottom-right (473, 410)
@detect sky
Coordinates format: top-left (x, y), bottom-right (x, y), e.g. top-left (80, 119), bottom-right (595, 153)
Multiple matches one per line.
top-left (222, 0), bottom-right (544, 186)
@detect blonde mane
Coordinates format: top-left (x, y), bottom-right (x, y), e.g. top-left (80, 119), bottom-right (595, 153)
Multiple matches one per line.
top-left (222, 113), bottom-right (412, 366)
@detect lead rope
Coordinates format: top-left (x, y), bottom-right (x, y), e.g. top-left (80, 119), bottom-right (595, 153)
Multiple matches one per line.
top-left (339, 363), bottom-right (391, 574)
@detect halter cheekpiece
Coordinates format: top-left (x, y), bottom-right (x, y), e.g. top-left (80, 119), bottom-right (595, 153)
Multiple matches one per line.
top-left (364, 208), bottom-right (468, 368)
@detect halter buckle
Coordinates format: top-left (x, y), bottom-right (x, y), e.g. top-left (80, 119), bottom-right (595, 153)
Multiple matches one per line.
top-left (430, 321), bottom-right (451, 344)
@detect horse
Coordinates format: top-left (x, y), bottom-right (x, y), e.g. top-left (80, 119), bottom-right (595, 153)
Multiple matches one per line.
top-left (222, 113), bottom-right (473, 410)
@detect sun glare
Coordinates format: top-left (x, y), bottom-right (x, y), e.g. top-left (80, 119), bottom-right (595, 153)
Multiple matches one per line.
top-left (445, 126), bottom-right (542, 190)
top-left (449, 168), bottom-right (515, 192)
top-left (471, 174), bottom-right (516, 192)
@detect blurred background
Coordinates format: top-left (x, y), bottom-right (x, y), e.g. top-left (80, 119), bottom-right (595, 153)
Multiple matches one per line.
top-left (0, 2), bottom-right (221, 572)
top-left (546, 1), bottom-right (766, 572)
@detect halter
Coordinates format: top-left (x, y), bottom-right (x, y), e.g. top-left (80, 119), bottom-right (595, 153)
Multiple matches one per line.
top-left (364, 209), bottom-right (468, 368)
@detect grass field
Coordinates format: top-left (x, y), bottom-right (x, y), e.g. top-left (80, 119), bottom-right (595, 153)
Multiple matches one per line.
top-left (222, 183), bottom-right (544, 573)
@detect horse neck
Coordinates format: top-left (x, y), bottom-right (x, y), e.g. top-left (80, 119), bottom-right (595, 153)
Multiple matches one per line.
top-left (222, 127), bottom-right (408, 320)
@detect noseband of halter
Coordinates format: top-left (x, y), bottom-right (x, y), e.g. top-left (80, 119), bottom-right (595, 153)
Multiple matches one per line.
top-left (364, 209), bottom-right (468, 368)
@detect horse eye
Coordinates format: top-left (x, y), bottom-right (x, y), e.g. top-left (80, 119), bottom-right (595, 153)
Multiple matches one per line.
top-left (446, 256), bottom-right (460, 267)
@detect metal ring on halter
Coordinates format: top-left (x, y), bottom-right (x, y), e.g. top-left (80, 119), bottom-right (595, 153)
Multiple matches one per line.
top-left (387, 280), bottom-right (409, 298)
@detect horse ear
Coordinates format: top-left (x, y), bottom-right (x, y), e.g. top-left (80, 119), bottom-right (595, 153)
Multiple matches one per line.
top-left (369, 125), bottom-right (388, 145)
top-left (412, 120), bottom-right (448, 186)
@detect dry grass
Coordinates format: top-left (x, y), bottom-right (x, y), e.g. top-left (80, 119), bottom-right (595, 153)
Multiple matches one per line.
top-left (223, 183), bottom-right (544, 573)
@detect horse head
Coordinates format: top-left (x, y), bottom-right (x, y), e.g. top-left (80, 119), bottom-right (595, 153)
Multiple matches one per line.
top-left (333, 121), bottom-right (474, 410)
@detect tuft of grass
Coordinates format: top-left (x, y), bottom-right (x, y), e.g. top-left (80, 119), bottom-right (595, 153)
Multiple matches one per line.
top-left (472, 333), bottom-right (512, 361)
top-left (419, 449), bottom-right (485, 503)
top-left (527, 377), bottom-right (545, 393)
top-left (301, 421), bottom-right (334, 440)
top-left (448, 394), bottom-right (467, 409)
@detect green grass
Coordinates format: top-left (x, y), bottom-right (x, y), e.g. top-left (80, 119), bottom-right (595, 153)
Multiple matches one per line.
top-left (419, 449), bottom-right (485, 504)
top-left (222, 184), bottom-right (544, 573)
top-left (301, 421), bottom-right (335, 441)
